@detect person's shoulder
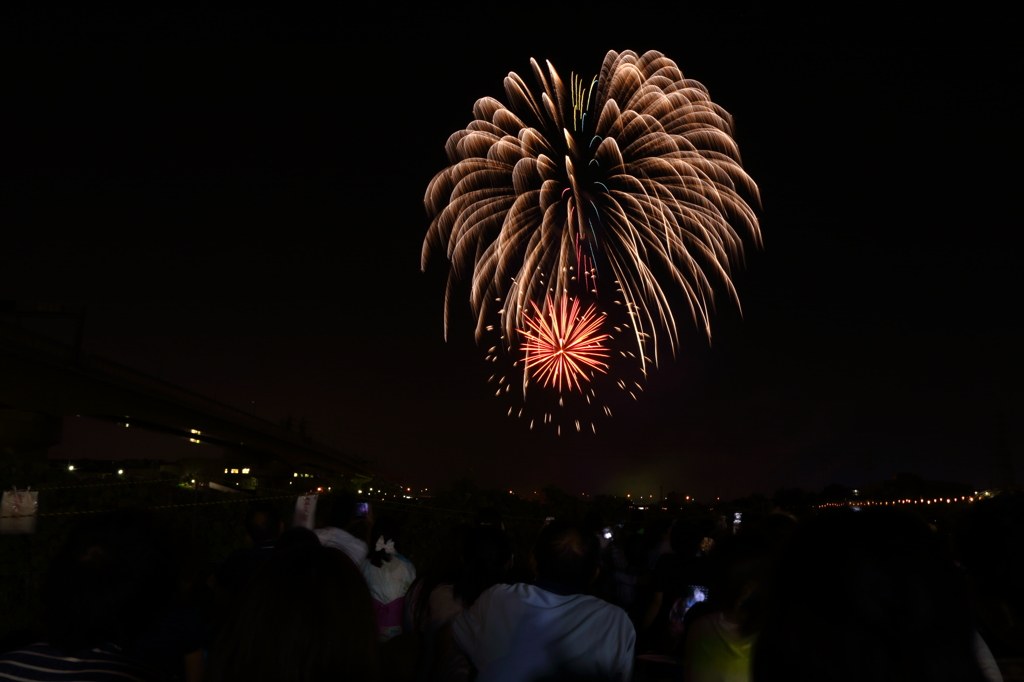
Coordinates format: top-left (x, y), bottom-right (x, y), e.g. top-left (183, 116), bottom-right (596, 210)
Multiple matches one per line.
top-left (0, 641), bottom-right (51, 664)
top-left (467, 582), bottom-right (518, 608)
top-left (480, 582), bottom-right (518, 599)
top-left (577, 594), bottom-right (634, 628)
top-left (653, 551), bottom-right (678, 572)
top-left (688, 609), bottom-right (720, 635)
top-left (658, 551), bottom-right (686, 567)
top-left (315, 527), bottom-right (366, 548)
top-left (312, 526), bottom-right (333, 542)
top-left (703, 610), bottom-right (750, 643)
top-left (518, 584), bottom-right (622, 615)
top-left (579, 591), bottom-right (626, 611)
top-left (430, 582), bottom-right (456, 600)
top-left (0, 643), bottom-right (167, 681)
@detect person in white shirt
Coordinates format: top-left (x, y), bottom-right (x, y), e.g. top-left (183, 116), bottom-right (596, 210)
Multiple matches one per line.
top-left (363, 516), bottom-right (417, 642)
top-left (314, 493), bottom-right (369, 570)
top-left (452, 519), bottom-right (635, 682)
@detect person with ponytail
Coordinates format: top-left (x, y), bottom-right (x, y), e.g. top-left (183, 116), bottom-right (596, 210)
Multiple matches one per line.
top-left (364, 516), bottom-right (416, 642)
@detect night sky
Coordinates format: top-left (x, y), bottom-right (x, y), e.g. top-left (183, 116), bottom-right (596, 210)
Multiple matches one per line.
top-left (6, 7), bottom-right (1021, 501)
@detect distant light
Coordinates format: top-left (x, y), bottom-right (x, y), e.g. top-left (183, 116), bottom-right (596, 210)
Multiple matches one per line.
top-left (191, 479), bottom-right (195, 483)
top-left (358, 490), bottom-right (363, 494)
top-left (317, 487), bottom-right (323, 492)
top-left (407, 487), bottom-right (411, 491)
top-left (224, 469), bottom-right (229, 474)
top-left (117, 469), bottom-right (123, 475)
top-left (241, 468), bottom-right (250, 474)
top-left (189, 438), bottom-right (200, 443)
top-left (191, 429), bottom-right (201, 435)
top-left (627, 494), bottom-right (630, 497)
top-left (509, 490), bottom-right (513, 494)
top-left (685, 496), bottom-right (690, 500)
top-left (68, 465), bottom-right (74, 471)
top-left (124, 423), bottom-right (129, 428)
top-left (230, 469), bottom-right (239, 474)
top-left (294, 473), bottom-right (298, 477)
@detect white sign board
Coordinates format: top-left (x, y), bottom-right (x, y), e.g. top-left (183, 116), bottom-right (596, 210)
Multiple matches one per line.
top-left (293, 494), bottom-right (318, 530)
top-left (1, 488), bottom-right (39, 534)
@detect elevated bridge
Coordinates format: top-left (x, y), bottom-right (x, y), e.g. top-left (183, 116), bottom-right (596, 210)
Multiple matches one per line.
top-left (0, 318), bottom-right (369, 477)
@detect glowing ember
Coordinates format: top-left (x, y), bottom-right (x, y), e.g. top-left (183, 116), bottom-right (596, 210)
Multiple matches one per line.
top-left (519, 296), bottom-right (610, 392)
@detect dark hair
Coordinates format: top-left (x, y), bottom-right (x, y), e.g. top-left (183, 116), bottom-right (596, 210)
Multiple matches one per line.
top-left (476, 506), bottom-right (503, 527)
top-left (534, 519), bottom-right (600, 590)
top-left (368, 516), bottom-right (400, 568)
top-left (623, 532), bottom-right (648, 570)
top-left (274, 526), bottom-right (320, 553)
top-left (753, 508), bottom-right (985, 682)
top-left (648, 518), bottom-right (673, 540)
top-left (705, 532), bottom-right (774, 636)
top-left (327, 492), bottom-right (356, 529)
top-left (411, 524), bottom-right (472, 630)
top-left (207, 544), bottom-right (378, 681)
top-left (42, 508), bottom-right (176, 653)
top-left (454, 525), bottom-right (512, 607)
top-left (244, 501), bottom-right (282, 544)
top-left (669, 519), bottom-right (705, 555)
top-left (753, 512), bottom-right (799, 556)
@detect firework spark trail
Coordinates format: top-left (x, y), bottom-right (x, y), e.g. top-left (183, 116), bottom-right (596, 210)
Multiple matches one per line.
top-left (519, 296), bottom-right (610, 393)
top-left (423, 50), bottom-right (760, 371)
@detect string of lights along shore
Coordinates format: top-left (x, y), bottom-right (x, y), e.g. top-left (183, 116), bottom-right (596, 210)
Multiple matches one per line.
top-left (423, 50), bottom-right (761, 434)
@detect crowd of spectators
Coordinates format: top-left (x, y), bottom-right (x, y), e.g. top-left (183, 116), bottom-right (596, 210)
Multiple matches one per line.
top-left (0, 488), bottom-right (1021, 681)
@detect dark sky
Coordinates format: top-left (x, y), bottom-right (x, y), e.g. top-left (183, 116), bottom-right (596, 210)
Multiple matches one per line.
top-left (5, 7), bottom-right (1021, 500)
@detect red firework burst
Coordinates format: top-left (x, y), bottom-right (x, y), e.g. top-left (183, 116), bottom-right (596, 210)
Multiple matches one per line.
top-left (520, 296), bottom-right (610, 392)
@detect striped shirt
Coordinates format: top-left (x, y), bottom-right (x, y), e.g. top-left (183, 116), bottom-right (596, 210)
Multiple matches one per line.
top-left (0, 643), bottom-right (167, 681)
